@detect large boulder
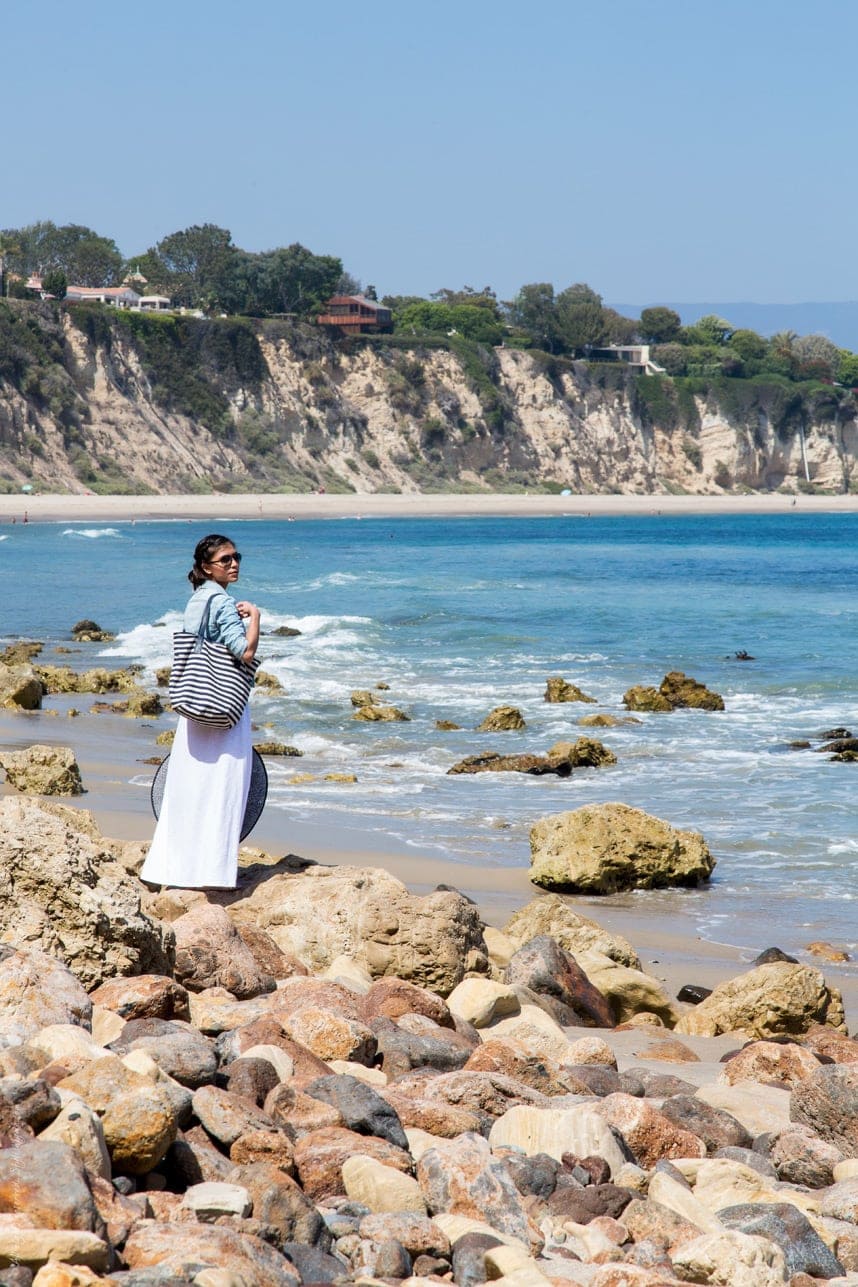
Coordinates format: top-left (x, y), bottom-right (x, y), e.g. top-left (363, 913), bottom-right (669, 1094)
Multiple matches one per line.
top-left (229, 863), bottom-right (486, 996)
top-left (0, 798), bottom-right (173, 988)
top-left (529, 802), bottom-right (715, 893)
top-left (477, 706), bottom-right (525, 732)
top-left (503, 894), bottom-right (641, 969)
top-left (0, 946), bottom-right (91, 1045)
top-left (623, 672), bottom-right (724, 713)
top-left (544, 678), bottom-right (596, 704)
top-left (0, 663), bottom-right (42, 710)
top-left (0, 745), bottom-right (84, 796)
top-left (676, 962), bottom-right (846, 1038)
top-left (659, 670), bottom-right (725, 711)
top-left (172, 903), bottom-right (275, 999)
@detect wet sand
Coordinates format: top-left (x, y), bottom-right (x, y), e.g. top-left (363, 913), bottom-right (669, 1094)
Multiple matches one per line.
top-left (3, 491), bottom-right (858, 524)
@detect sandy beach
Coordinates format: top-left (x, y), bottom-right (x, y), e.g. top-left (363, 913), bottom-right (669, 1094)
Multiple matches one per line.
top-left (4, 489), bottom-right (858, 523)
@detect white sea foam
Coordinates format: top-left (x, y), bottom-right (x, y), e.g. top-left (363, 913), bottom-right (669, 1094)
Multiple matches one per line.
top-left (62, 528), bottom-right (123, 539)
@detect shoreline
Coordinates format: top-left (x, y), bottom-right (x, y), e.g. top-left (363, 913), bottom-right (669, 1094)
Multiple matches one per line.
top-left (3, 490), bottom-right (858, 523)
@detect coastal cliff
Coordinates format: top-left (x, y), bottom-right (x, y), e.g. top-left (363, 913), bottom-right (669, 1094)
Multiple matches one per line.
top-left (0, 300), bottom-right (855, 495)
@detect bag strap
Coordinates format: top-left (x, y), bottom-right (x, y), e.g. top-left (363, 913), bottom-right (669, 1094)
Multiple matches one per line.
top-left (192, 594), bottom-right (217, 653)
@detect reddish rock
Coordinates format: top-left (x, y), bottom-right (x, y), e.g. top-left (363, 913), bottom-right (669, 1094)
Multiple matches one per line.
top-left (416, 1132), bottom-right (534, 1246)
top-left (226, 1160), bottom-right (330, 1248)
top-left (362, 977), bottom-right (454, 1028)
top-left (268, 976), bottom-right (364, 1023)
top-left (230, 1128), bottom-right (296, 1172)
top-left (721, 1039), bottom-right (822, 1088)
top-left (791, 1065), bottom-right (858, 1157)
top-left (172, 903), bottom-right (275, 999)
top-left (594, 1093), bottom-right (707, 1169)
top-left (0, 1140), bottom-right (101, 1231)
top-left (234, 923), bottom-right (309, 980)
top-left (293, 1126), bottom-right (412, 1200)
top-left (123, 1221), bottom-right (300, 1286)
top-left (280, 1006), bottom-right (377, 1065)
top-left (379, 1087), bottom-right (489, 1138)
top-left (801, 1025), bottom-right (858, 1064)
top-left (90, 974), bottom-right (190, 1021)
top-left (387, 1069), bottom-right (548, 1118)
top-left (464, 1040), bottom-right (570, 1096)
top-left (217, 1017), bottom-right (331, 1086)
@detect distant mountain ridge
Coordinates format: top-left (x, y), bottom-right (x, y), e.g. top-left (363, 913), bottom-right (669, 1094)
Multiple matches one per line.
top-left (610, 302), bottom-right (858, 350)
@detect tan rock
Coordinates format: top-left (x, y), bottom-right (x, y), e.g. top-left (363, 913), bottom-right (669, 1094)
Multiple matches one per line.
top-left (488, 1104), bottom-right (628, 1174)
top-left (0, 662), bottom-right (43, 710)
top-left (478, 706), bottom-right (526, 731)
top-left (574, 951), bottom-right (679, 1026)
top-left (503, 894), bottom-right (641, 969)
top-left (694, 1083), bottom-right (792, 1137)
top-left (0, 745), bottom-right (84, 795)
top-left (637, 1037), bottom-right (699, 1063)
top-left (58, 1056), bottom-right (177, 1175)
top-left (622, 685), bottom-right (672, 713)
top-left (0, 1225), bottom-right (110, 1272)
top-left (0, 947), bottom-right (91, 1046)
top-left (487, 1014), bottom-right (577, 1066)
top-left (447, 979), bottom-right (521, 1028)
top-left (675, 962), bottom-right (846, 1038)
top-left (0, 799), bottom-right (172, 988)
top-left (579, 713), bottom-right (641, 728)
top-left (228, 862), bottom-right (486, 996)
top-left (671, 1230), bottom-right (786, 1287)
top-left (544, 678), bottom-right (596, 704)
top-left (546, 738), bottom-right (617, 768)
top-left (644, 1172), bottom-right (722, 1235)
top-left (658, 671), bottom-right (725, 711)
top-left (483, 927), bottom-right (517, 972)
top-left (39, 1100), bottom-right (111, 1180)
top-left (353, 704), bottom-right (410, 722)
top-left (342, 1155), bottom-right (427, 1213)
top-left (32, 1263), bottom-right (108, 1287)
top-left (529, 802), bottom-right (714, 894)
top-left (281, 1006), bottom-right (376, 1064)
top-left (564, 1036), bottom-right (617, 1068)
top-left (351, 690), bottom-right (376, 707)
top-left (122, 1222), bottom-right (299, 1286)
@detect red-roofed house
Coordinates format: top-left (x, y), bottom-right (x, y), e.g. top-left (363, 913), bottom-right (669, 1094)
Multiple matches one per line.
top-left (317, 295), bottom-right (392, 335)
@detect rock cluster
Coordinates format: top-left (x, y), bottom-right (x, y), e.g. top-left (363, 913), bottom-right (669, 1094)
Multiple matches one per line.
top-left (0, 803), bottom-right (854, 1286)
top-left (623, 672), bottom-right (725, 713)
top-left (448, 739), bottom-right (616, 778)
top-left (529, 802), bottom-right (716, 894)
top-left (0, 744), bottom-right (84, 796)
top-left (70, 620), bottom-right (115, 643)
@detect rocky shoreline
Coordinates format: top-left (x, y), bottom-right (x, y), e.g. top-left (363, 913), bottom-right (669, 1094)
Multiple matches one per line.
top-left (0, 797), bottom-right (856, 1286)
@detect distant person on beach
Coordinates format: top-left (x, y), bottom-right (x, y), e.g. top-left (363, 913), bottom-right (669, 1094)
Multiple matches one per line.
top-left (141, 534), bottom-right (260, 890)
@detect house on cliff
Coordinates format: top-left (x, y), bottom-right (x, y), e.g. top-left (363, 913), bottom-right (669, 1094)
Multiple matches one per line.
top-left (318, 295), bottom-right (393, 335)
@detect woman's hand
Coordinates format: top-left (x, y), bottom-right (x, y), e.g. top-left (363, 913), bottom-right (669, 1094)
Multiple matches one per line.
top-left (235, 601), bottom-right (260, 662)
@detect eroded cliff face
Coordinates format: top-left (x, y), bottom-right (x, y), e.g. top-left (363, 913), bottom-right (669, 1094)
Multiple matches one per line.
top-left (0, 305), bottom-right (855, 495)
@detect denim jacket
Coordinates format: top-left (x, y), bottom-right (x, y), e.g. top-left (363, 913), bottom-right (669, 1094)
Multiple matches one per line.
top-left (184, 581), bottom-right (247, 661)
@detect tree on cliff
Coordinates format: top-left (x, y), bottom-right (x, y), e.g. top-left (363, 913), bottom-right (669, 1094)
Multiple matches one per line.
top-left (140, 224), bottom-right (237, 310)
top-left (555, 283), bottom-right (609, 352)
top-left (397, 300), bottom-right (503, 345)
top-left (1, 222), bottom-right (123, 287)
top-left (507, 283), bottom-right (563, 353)
top-left (639, 306), bottom-right (681, 343)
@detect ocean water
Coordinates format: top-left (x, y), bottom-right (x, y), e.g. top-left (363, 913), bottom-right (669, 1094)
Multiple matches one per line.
top-left (4, 512), bottom-right (858, 952)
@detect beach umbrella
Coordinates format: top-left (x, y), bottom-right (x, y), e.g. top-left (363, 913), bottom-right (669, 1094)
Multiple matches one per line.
top-left (150, 748), bottom-right (268, 841)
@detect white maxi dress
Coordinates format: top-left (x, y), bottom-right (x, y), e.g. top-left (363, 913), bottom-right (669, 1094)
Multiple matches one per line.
top-left (140, 586), bottom-right (252, 889)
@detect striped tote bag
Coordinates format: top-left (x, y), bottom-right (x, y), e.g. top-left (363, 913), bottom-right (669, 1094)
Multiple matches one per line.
top-left (169, 596), bottom-right (260, 728)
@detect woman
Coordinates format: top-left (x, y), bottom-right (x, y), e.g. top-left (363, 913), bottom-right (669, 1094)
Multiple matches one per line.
top-left (141, 534), bottom-right (260, 890)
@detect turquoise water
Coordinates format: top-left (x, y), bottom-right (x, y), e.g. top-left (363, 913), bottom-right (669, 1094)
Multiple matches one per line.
top-left (5, 512), bottom-right (858, 951)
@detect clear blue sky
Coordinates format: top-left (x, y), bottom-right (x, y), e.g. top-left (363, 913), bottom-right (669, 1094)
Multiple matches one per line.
top-left (4, 0), bottom-right (856, 304)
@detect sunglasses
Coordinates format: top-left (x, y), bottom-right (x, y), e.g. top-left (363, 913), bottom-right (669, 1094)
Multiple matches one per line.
top-left (208, 551), bottom-right (242, 567)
